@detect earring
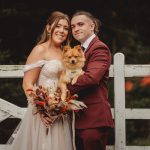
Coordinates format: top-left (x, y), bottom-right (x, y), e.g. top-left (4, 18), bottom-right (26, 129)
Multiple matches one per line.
top-left (47, 32), bottom-right (51, 36)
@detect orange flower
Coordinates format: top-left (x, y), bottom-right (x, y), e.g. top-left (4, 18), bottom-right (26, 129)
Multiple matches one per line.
top-left (125, 81), bottom-right (134, 92)
top-left (140, 77), bottom-right (150, 87)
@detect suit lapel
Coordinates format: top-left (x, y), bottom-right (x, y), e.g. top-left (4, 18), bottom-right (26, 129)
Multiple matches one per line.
top-left (84, 36), bottom-right (99, 57)
top-left (83, 36), bottom-right (99, 70)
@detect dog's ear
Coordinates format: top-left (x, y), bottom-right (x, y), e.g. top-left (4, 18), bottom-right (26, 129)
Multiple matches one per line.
top-left (63, 45), bottom-right (71, 53)
top-left (74, 45), bottom-right (82, 52)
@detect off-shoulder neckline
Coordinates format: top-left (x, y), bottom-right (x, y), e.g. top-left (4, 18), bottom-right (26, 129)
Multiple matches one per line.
top-left (26, 59), bottom-right (62, 65)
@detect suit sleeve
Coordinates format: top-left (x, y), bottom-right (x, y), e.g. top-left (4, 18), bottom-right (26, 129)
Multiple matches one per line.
top-left (68, 46), bottom-right (111, 94)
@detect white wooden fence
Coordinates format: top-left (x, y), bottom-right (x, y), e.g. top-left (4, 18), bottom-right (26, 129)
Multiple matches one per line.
top-left (0, 53), bottom-right (150, 150)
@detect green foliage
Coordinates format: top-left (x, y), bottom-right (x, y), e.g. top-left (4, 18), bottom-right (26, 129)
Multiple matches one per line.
top-left (0, 49), bottom-right (14, 64)
top-left (126, 78), bottom-right (150, 108)
top-left (126, 78), bottom-right (150, 145)
top-left (0, 79), bottom-right (27, 107)
top-left (0, 50), bottom-right (10, 64)
top-left (126, 120), bottom-right (150, 146)
top-left (110, 28), bottom-right (150, 64)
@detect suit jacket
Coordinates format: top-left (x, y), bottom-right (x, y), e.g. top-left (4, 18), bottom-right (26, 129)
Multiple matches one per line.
top-left (68, 36), bottom-right (114, 129)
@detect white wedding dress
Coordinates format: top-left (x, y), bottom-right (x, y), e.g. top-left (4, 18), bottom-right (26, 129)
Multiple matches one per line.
top-left (10, 59), bottom-right (73, 150)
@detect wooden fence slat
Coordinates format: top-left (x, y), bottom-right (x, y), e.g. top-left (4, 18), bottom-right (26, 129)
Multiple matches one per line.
top-left (125, 65), bottom-right (150, 77)
top-left (0, 65), bottom-right (23, 78)
top-left (1, 106), bottom-right (150, 120)
top-left (126, 146), bottom-right (150, 150)
top-left (0, 98), bottom-right (26, 119)
top-left (1, 145), bottom-right (150, 150)
top-left (1, 64), bottom-right (150, 78)
top-left (0, 110), bottom-right (11, 122)
top-left (114, 53), bottom-right (126, 150)
top-left (126, 108), bottom-right (150, 119)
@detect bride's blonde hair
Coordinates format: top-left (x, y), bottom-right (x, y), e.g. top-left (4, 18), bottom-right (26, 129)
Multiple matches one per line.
top-left (37, 11), bottom-right (70, 45)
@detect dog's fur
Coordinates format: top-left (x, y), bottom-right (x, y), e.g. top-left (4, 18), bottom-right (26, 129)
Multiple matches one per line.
top-left (58, 45), bottom-right (85, 101)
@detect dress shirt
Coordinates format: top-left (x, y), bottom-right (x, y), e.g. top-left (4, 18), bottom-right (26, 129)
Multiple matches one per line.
top-left (81, 34), bottom-right (96, 52)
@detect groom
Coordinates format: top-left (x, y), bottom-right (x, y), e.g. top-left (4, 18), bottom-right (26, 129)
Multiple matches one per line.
top-left (68, 11), bottom-right (114, 150)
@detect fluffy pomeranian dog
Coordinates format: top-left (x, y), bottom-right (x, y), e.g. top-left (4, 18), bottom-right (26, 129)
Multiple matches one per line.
top-left (58, 45), bottom-right (85, 101)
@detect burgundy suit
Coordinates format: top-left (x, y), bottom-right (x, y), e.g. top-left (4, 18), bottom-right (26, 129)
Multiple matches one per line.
top-left (68, 36), bottom-right (114, 150)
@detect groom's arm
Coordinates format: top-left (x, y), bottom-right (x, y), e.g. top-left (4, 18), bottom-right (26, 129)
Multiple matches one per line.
top-left (68, 45), bottom-right (111, 94)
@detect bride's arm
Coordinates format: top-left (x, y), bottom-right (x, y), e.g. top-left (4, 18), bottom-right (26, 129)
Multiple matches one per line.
top-left (23, 68), bottom-right (41, 97)
top-left (22, 45), bottom-right (45, 97)
top-left (22, 45), bottom-right (51, 127)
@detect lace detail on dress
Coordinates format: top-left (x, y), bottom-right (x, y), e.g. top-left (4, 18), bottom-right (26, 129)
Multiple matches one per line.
top-left (23, 59), bottom-right (63, 93)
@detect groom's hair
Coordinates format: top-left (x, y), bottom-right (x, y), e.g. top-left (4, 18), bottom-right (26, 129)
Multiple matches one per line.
top-left (72, 11), bottom-right (102, 35)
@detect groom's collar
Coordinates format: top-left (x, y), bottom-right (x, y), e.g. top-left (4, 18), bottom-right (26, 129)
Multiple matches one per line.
top-left (81, 34), bottom-right (96, 52)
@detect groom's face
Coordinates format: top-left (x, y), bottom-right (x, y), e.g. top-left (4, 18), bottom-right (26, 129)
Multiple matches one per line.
top-left (71, 15), bottom-right (94, 44)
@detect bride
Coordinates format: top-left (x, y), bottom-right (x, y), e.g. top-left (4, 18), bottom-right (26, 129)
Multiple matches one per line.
top-left (10, 11), bottom-right (73, 150)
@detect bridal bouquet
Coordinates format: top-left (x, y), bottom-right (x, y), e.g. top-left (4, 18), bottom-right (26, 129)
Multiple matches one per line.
top-left (27, 85), bottom-right (87, 125)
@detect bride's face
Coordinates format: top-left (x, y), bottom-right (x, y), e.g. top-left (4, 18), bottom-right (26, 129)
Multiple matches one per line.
top-left (51, 19), bottom-right (69, 45)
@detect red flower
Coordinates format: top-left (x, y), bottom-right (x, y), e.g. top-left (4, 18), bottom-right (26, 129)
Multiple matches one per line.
top-left (140, 77), bottom-right (150, 87)
top-left (125, 81), bottom-right (134, 92)
top-left (70, 95), bottom-right (77, 99)
top-left (74, 109), bottom-right (79, 113)
top-left (35, 101), bottom-right (45, 106)
top-left (61, 106), bottom-right (67, 113)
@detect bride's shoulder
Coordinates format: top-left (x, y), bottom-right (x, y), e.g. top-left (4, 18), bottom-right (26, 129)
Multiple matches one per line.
top-left (33, 44), bottom-right (46, 53)
top-left (26, 44), bottom-right (46, 64)
top-left (31, 44), bottom-right (46, 57)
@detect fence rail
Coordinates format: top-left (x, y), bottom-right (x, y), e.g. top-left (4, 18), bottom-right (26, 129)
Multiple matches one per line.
top-left (0, 53), bottom-right (150, 150)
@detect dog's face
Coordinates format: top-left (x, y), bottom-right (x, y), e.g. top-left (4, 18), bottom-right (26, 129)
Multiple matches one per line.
top-left (62, 45), bottom-right (85, 69)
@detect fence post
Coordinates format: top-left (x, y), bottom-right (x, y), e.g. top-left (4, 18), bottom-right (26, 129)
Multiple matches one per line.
top-left (114, 53), bottom-right (126, 150)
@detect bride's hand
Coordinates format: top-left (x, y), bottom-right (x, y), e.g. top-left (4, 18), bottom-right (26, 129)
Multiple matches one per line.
top-left (26, 89), bottom-right (34, 102)
top-left (39, 114), bottom-right (52, 128)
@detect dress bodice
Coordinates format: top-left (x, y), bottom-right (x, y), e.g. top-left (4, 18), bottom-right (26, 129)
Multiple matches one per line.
top-left (24, 59), bottom-right (63, 92)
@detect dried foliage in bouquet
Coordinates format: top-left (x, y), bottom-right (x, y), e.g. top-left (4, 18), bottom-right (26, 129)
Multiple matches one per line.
top-left (27, 85), bottom-right (87, 125)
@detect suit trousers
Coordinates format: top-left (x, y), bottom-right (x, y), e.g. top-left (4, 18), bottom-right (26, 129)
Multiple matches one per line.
top-left (75, 127), bottom-right (109, 150)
